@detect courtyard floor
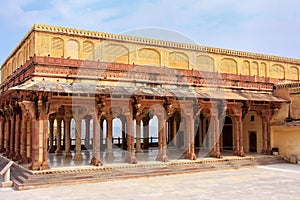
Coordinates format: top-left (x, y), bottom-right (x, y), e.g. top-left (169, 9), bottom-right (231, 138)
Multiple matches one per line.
top-left (1, 163), bottom-right (300, 199)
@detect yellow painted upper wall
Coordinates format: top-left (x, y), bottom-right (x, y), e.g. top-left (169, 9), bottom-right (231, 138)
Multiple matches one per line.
top-left (2, 24), bottom-right (300, 83)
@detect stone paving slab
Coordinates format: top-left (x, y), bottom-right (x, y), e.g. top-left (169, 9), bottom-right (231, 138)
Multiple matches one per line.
top-left (1, 163), bottom-right (300, 200)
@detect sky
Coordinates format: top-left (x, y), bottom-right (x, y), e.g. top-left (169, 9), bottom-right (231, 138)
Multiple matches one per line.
top-left (1, 0), bottom-right (300, 64)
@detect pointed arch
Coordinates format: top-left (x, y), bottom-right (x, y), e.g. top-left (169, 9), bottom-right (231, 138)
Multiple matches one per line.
top-left (105, 44), bottom-right (129, 64)
top-left (220, 58), bottom-right (237, 74)
top-left (137, 48), bottom-right (161, 67)
top-left (270, 64), bottom-right (285, 79)
top-left (67, 39), bottom-right (79, 59)
top-left (196, 55), bottom-right (214, 72)
top-left (51, 37), bottom-right (64, 58)
top-left (242, 60), bottom-right (250, 75)
top-left (168, 52), bottom-right (189, 69)
top-left (288, 66), bottom-right (299, 80)
top-left (259, 62), bottom-right (267, 77)
top-left (83, 41), bottom-right (95, 60)
top-left (251, 61), bottom-right (259, 76)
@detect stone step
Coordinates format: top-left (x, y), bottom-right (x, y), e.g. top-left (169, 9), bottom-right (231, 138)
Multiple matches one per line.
top-left (10, 156), bottom-right (289, 190)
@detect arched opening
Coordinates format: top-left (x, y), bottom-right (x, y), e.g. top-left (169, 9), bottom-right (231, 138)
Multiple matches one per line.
top-left (222, 116), bottom-right (233, 151)
top-left (69, 118), bottom-right (77, 152)
top-left (249, 132), bottom-right (257, 152)
top-left (149, 115), bottom-right (158, 147)
top-left (81, 119), bottom-right (86, 150)
top-left (113, 118), bottom-right (122, 147)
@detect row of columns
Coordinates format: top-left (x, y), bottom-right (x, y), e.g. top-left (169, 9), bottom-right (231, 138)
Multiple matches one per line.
top-left (0, 99), bottom-right (273, 170)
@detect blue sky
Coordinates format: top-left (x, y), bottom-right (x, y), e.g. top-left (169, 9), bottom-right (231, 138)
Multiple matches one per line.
top-left (1, 0), bottom-right (300, 63)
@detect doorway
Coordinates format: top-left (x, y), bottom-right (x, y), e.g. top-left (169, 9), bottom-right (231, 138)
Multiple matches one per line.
top-left (222, 116), bottom-right (233, 150)
top-left (249, 132), bottom-right (257, 152)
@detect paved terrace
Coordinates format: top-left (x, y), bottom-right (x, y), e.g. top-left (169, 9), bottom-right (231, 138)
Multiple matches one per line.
top-left (1, 163), bottom-right (300, 200)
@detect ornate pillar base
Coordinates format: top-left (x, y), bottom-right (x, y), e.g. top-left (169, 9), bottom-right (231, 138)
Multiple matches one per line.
top-left (90, 157), bottom-right (103, 166)
top-left (156, 153), bottom-right (169, 162)
top-left (74, 153), bottom-right (83, 161)
top-left (5, 149), bottom-right (10, 158)
top-left (64, 151), bottom-right (72, 158)
top-left (233, 150), bottom-right (239, 156)
top-left (30, 161), bottom-right (49, 170)
top-left (184, 151), bottom-right (197, 160)
top-left (13, 153), bottom-right (22, 161)
top-left (55, 150), bottom-right (63, 156)
top-left (48, 147), bottom-right (56, 153)
top-left (210, 151), bottom-right (222, 159)
top-left (9, 152), bottom-right (16, 160)
top-left (19, 156), bottom-right (29, 164)
top-left (42, 161), bottom-right (50, 170)
top-left (125, 154), bottom-right (137, 164)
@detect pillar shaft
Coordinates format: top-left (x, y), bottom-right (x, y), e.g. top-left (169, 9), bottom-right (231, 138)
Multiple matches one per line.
top-left (64, 117), bottom-right (72, 158)
top-left (0, 117), bottom-right (4, 153)
top-left (55, 118), bottom-right (63, 154)
top-left (9, 115), bottom-right (15, 158)
top-left (48, 118), bottom-right (55, 153)
top-left (262, 116), bottom-right (271, 154)
top-left (91, 116), bottom-right (102, 166)
top-left (121, 120), bottom-right (127, 150)
top-left (85, 118), bottom-right (90, 149)
top-left (184, 115), bottom-right (196, 160)
top-left (20, 114), bottom-right (28, 163)
top-left (125, 117), bottom-right (137, 164)
top-left (14, 115), bottom-right (21, 160)
top-left (4, 117), bottom-right (9, 155)
top-left (156, 115), bottom-right (168, 162)
top-left (136, 119), bottom-right (141, 153)
top-left (142, 119), bottom-right (149, 149)
top-left (233, 116), bottom-right (240, 155)
top-left (172, 118), bottom-right (177, 147)
top-left (74, 118), bottom-right (83, 161)
top-left (107, 118), bottom-right (113, 153)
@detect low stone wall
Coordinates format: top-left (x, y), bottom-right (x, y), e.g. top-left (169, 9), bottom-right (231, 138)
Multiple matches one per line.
top-left (271, 126), bottom-right (300, 161)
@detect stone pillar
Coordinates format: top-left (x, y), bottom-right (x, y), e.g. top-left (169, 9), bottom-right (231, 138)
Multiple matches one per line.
top-left (142, 118), bottom-right (149, 149)
top-left (167, 119), bottom-right (172, 144)
top-left (106, 117), bottom-right (113, 155)
top-left (90, 115), bottom-right (102, 166)
top-left (20, 112), bottom-right (28, 163)
top-left (85, 118), bottom-right (91, 149)
top-left (55, 118), bottom-right (63, 155)
top-left (184, 114), bottom-right (197, 160)
top-left (135, 119), bottom-right (142, 153)
top-left (4, 115), bottom-right (10, 157)
top-left (9, 114), bottom-right (15, 158)
top-left (26, 115), bottom-right (32, 162)
top-left (125, 116), bottom-right (137, 164)
top-left (262, 116), bottom-right (271, 155)
top-left (233, 116), bottom-right (240, 156)
top-left (64, 113), bottom-right (72, 158)
top-left (74, 117), bottom-right (83, 161)
top-left (100, 119), bottom-right (104, 151)
top-left (156, 114), bottom-right (168, 162)
top-left (172, 118), bottom-right (177, 147)
top-left (237, 115), bottom-right (245, 156)
top-left (14, 114), bottom-right (21, 161)
top-left (209, 108), bottom-right (222, 158)
top-left (0, 116), bottom-right (4, 153)
top-left (48, 115), bottom-right (55, 153)
top-left (121, 119), bottom-right (127, 150)
top-left (23, 97), bottom-right (51, 170)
